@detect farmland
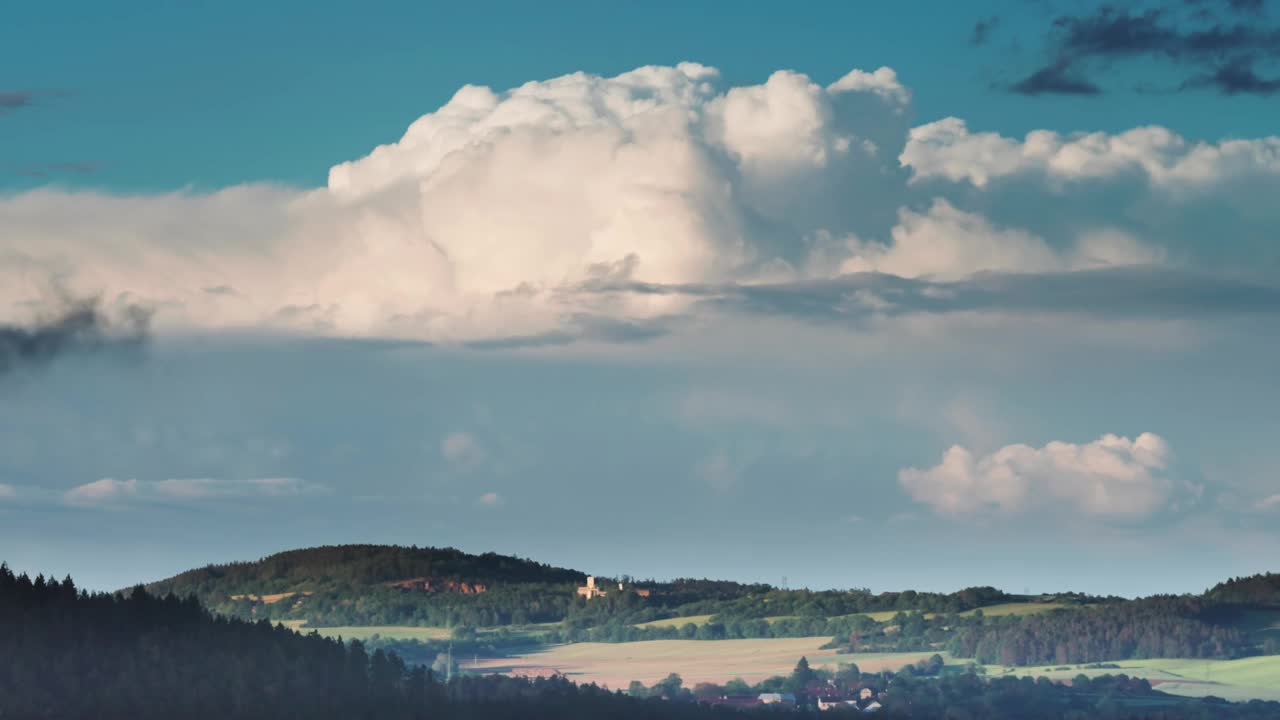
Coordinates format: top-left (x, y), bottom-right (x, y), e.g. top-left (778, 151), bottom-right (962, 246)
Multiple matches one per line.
top-left (959, 600), bottom-right (1068, 617)
top-left (985, 656), bottom-right (1280, 702)
top-left (465, 637), bottom-right (951, 688)
top-left (635, 600), bottom-right (1068, 630)
top-left (463, 637), bottom-right (1280, 702)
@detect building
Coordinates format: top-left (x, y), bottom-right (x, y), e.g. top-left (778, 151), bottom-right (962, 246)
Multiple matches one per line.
top-left (577, 576), bottom-right (608, 599)
top-left (758, 692), bottom-right (796, 706)
top-left (707, 695), bottom-right (760, 709)
top-left (576, 576), bottom-right (650, 600)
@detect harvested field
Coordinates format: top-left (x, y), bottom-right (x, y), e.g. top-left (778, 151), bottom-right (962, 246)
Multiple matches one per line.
top-left (465, 638), bottom-right (949, 688)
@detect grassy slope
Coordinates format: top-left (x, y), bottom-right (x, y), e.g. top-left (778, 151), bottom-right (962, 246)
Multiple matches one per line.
top-left (959, 601), bottom-right (1067, 617)
top-left (986, 656), bottom-right (1280, 702)
top-left (282, 622), bottom-right (453, 641)
top-left (635, 614), bottom-right (715, 629)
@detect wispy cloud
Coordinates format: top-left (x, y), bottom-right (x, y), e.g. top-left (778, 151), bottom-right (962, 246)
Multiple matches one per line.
top-left (63, 477), bottom-right (325, 508)
top-left (1255, 493), bottom-right (1280, 511)
top-left (14, 161), bottom-right (99, 179)
top-left (64, 478), bottom-right (139, 507)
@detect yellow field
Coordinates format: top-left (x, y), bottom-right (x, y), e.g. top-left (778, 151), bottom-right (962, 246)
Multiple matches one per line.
top-left (960, 601), bottom-right (1067, 617)
top-left (466, 637), bottom-right (949, 688)
top-left (986, 656), bottom-right (1280, 703)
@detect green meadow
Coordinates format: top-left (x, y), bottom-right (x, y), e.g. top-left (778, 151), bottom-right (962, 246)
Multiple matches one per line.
top-left (986, 656), bottom-right (1280, 703)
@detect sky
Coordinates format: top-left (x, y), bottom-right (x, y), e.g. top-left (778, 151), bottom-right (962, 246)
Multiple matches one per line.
top-left (2, 0), bottom-right (1279, 596)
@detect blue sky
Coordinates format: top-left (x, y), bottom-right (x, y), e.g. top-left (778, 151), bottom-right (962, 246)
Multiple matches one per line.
top-left (5, 0), bottom-right (1279, 190)
top-left (2, 0), bottom-right (1279, 595)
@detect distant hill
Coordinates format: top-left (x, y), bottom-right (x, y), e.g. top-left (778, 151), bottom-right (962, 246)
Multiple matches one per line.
top-left (148, 544), bottom-right (585, 595)
top-left (143, 543), bottom-right (1015, 632)
top-left (1206, 573), bottom-right (1280, 607)
top-left (145, 544), bottom-right (593, 627)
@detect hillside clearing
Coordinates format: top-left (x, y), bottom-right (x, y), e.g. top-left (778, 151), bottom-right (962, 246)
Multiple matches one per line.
top-left (283, 624), bottom-right (452, 641)
top-left (229, 591), bottom-right (310, 604)
top-left (960, 601), bottom-right (1067, 617)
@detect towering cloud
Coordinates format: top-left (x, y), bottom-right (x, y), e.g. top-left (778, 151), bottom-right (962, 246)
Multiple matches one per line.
top-left (0, 64), bottom-right (912, 342)
top-left (0, 63), bottom-right (1274, 347)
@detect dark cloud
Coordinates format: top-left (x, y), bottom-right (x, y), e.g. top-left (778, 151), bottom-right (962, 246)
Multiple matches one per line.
top-left (1009, 61), bottom-right (1103, 95)
top-left (584, 268), bottom-right (1280, 329)
top-left (971, 16), bottom-right (1001, 46)
top-left (0, 301), bottom-right (150, 378)
top-left (1185, 56), bottom-right (1280, 93)
top-left (0, 89), bottom-right (72, 117)
top-left (0, 91), bottom-right (35, 114)
top-left (998, 1), bottom-right (1280, 95)
top-left (1191, 0), bottom-right (1267, 16)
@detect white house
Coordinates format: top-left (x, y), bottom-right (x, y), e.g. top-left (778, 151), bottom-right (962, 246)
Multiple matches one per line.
top-left (758, 692), bottom-right (796, 705)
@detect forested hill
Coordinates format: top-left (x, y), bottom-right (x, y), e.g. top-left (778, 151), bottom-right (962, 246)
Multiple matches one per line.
top-left (147, 544), bottom-right (586, 595)
top-left (1205, 572), bottom-right (1280, 606)
top-left (142, 543), bottom-right (1013, 628)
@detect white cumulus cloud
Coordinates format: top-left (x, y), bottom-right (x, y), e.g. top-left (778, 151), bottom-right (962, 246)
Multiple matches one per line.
top-left (0, 63), bottom-right (1270, 346)
top-left (836, 199), bottom-right (1162, 280)
top-left (902, 117), bottom-right (1280, 190)
top-left (899, 432), bottom-right (1173, 518)
top-left (0, 63), bottom-right (910, 342)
